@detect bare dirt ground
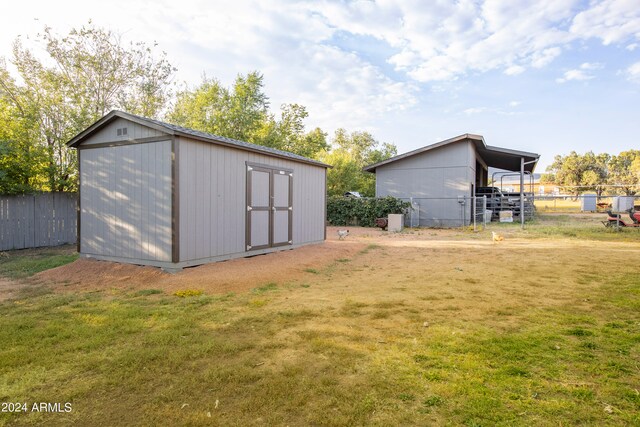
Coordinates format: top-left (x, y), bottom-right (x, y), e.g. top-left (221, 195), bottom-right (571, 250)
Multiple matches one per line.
top-left (27, 226), bottom-right (639, 300)
top-left (0, 277), bottom-right (17, 301)
top-left (34, 228), bottom-right (370, 294)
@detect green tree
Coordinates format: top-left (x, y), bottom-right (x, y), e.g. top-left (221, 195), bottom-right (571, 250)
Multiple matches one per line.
top-left (609, 150), bottom-right (640, 195)
top-left (168, 77), bottom-right (229, 133)
top-left (169, 73), bottom-right (328, 158)
top-left (169, 72), bottom-right (269, 142)
top-left (583, 152), bottom-right (610, 198)
top-left (319, 129), bottom-right (397, 197)
top-left (227, 72), bottom-right (270, 140)
top-left (0, 92), bottom-right (48, 194)
top-left (631, 156), bottom-right (640, 183)
top-left (39, 24), bottom-right (175, 119)
top-left (321, 148), bottom-right (362, 196)
top-left (264, 104), bottom-right (328, 158)
top-left (543, 151), bottom-right (610, 198)
top-left (0, 22), bottom-right (176, 192)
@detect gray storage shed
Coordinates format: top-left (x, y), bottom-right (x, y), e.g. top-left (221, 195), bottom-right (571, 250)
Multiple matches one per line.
top-left (363, 134), bottom-right (539, 227)
top-left (68, 110), bottom-right (329, 271)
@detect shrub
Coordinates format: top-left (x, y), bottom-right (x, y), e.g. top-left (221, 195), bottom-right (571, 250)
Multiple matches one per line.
top-left (173, 289), bottom-right (203, 298)
top-left (326, 196), bottom-right (411, 227)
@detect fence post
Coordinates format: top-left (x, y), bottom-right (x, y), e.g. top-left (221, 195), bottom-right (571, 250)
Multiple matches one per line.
top-left (30, 194), bottom-right (36, 248)
top-left (473, 195), bottom-right (477, 232)
top-left (482, 196), bottom-right (487, 228)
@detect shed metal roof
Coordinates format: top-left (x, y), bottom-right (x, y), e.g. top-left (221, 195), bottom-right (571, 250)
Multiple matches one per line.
top-left (363, 134), bottom-right (539, 173)
top-left (68, 110), bottom-right (330, 168)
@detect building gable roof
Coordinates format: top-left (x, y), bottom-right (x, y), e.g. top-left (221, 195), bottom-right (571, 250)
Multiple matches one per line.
top-left (363, 133), bottom-right (539, 173)
top-left (67, 110), bottom-right (330, 168)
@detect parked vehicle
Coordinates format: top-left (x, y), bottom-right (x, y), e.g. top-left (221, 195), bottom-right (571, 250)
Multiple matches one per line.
top-left (603, 209), bottom-right (640, 227)
top-left (344, 191), bottom-right (362, 198)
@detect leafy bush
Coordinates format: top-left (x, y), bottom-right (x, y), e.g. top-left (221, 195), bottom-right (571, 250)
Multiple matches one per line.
top-left (326, 196), bottom-right (411, 227)
top-left (173, 289), bottom-right (203, 298)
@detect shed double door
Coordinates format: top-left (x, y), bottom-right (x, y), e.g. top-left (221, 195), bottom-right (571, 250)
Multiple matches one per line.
top-left (246, 164), bottom-right (293, 251)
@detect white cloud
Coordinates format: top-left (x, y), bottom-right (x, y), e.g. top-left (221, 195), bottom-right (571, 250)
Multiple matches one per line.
top-left (580, 62), bottom-right (604, 70)
top-left (307, 0), bottom-right (580, 82)
top-left (0, 0), bottom-right (419, 133)
top-left (305, 0), bottom-right (640, 83)
top-left (626, 61), bottom-right (640, 82)
top-left (530, 47), bottom-right (562, 68)
top-left (504, 65), bottom-right (526, 76)
top-left (291, 45), bottom-right (418, 131)
top-left (555, 62), bottom-right (604, 83)
top-left (2, 0), bottom-right (640, 134)
top-left (570, 0), bottom-right (640, 45)
top-left (556, 69), bottom-right (594, 83)
top-left (509, 101), bottom-right (521, 107)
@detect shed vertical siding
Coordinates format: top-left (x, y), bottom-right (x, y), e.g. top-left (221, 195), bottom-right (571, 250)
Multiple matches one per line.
top-left (80, 140), bottom-right (172, 261)
top-left (178, 137), bottom-right (325, 263)
top-left (375, 140), bottom-right (474, 227)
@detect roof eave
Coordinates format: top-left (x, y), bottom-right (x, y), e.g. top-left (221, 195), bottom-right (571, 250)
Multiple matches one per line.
top-left (478, 145), bottom-right (540, 173)
top-left (174, 131), bottom-right (331, 168)
top-left (363, 134), bottom-right (540, 174)
top-left (67, 110), bottom-right (175, 148)
top-left (363, 133), bottom-right (484, 173)
top-left (484, 145), bottom-right (540, 159)
top-left (67, 110), bottom-right (118, 148)
top-left (67, 110), bottom-right (330, 168)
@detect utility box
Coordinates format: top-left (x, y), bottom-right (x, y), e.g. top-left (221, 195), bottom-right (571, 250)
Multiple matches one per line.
top-left (499, 210), bottom-right (513, 223)
top-left (581, 194), bottom-right (597, 212)
top-left (388, 214), bottom-right (404, 232)
top-left (484, 210), bottom-right (493, 223)
top-left (612, 196), bottom-right (634, 212)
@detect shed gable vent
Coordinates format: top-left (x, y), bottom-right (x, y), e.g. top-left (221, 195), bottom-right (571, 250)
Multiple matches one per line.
top-left (116, 127), bottom-right (128, 136)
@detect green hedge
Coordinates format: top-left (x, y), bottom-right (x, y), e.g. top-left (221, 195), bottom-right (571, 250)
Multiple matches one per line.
top-left (326, 196), bottom-right (411, 227)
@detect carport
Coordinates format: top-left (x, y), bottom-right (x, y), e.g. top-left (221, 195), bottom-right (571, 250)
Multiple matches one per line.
top-left (364, 134), bottom-right (540, 227)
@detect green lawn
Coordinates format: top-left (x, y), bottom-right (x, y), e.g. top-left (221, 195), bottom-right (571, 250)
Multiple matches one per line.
top-left (0, 246), bottom-right (78, 279)
top-left (489, 212), bottom-right (640, 241)
top-left (0, 229), bottom-right (639, 426)
top-left (534, 198), bottom-right (583, 213)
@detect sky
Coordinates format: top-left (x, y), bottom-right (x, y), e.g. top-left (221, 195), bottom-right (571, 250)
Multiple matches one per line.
top-left (1, 0), bottom-right (639, 171)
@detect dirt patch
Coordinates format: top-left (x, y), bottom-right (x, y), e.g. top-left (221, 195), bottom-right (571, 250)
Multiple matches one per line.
top-left (0, 276), bottom-right (18, 301)
top-left (36, 233), bottom-right (366, 294)
top-left (29, 226), bottom-right (640, 298)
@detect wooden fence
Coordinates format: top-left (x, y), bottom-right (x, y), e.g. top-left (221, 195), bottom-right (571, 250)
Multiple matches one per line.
top-left (0, 193), bottom-right (77, 251)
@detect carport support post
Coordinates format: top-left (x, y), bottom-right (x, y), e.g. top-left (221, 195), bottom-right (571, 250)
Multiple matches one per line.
top-left (520, 157), bottom-right (525, 229)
